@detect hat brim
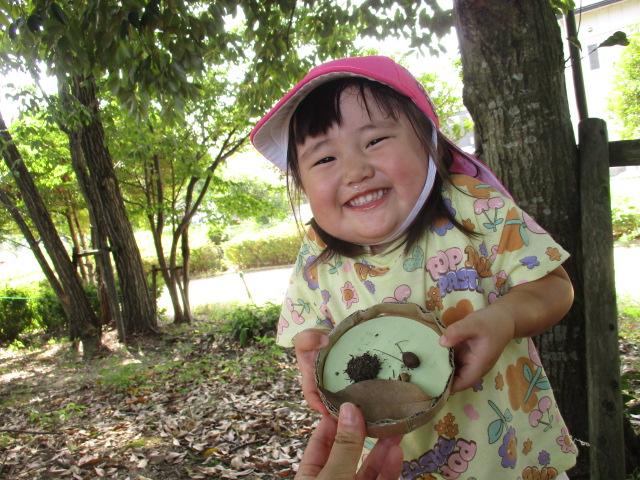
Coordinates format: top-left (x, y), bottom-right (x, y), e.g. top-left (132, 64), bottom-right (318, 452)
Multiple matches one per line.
top-left (250, 55), bottom-right (511, 199)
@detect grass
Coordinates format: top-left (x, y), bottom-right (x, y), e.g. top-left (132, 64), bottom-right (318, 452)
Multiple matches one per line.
top-left (619, 295), bottom-right (640, 345)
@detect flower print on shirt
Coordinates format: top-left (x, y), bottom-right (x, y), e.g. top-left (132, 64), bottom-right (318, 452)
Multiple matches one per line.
top-left (425, 286), bottom-right (443, 311)
top-left (538, 450), bottom-right (551, 467)
top-left (556, 427), bottom-right (577, 454)
top-left (430, 198), bottom-right (456, 236)
top-left (546, 247), bottom-right (563, 261)
top-left (364, 280), bottom-right (375, 293)
top-left (319, 291), bottom-right (334, 329)
top-left (303, 256), bottom-right (320, 290)
top-left (506, 357), bottom-right (550, 413)
top-left (498, 426), bottom-right (518, 469)
top-left (494, 270), bottom-right (508, 290)
top-left (341, 281), bottom-right (359, 309)
top-left (520, 256), bottom-right (541, 270)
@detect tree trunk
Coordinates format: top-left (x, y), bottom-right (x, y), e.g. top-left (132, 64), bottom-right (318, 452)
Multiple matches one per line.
top-left (454, 1), bottom-right (588, 477)
top-left (66, 120), bottom-right (125, 342)
top-left (180, 227), bottom-right (193, 322)
top-left (71, 75), bottom-right (157, 337)
top-left (66, 205), bottom-right (90, 285)
top-left (0, 111), bottom-right (103, 359)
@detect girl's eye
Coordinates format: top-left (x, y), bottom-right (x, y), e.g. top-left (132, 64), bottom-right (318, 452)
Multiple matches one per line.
top-left (368, 137), bottom-right (387, 147)
top-left (314, 156), bottom-right (335, 166)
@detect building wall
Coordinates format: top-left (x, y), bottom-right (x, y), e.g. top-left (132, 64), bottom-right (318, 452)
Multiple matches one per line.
top-left (561, 0), bottom-right (640, 140)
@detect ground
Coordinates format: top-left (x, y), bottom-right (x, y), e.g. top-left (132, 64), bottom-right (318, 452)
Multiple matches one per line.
top-left (1, 245), bottom-right (639, 479)
top-left (0, 325), bottom-right (317, 479)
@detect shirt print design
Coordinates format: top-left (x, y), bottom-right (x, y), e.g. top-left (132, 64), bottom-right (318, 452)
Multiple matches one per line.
top-left (277, 175), bottom-right (577, 479)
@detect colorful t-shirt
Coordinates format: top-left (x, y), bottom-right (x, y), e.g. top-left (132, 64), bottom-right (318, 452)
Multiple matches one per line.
top-left (277, 174), bottom-right (578, 479)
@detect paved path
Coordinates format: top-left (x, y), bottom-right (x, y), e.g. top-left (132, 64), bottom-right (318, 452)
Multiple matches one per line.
top-left (159, 244), bottom-right (639, 314)
top-left (157, 265), bottom-right (294, 313)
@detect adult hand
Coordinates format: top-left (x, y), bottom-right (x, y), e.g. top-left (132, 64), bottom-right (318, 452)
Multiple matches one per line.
top-left (296, 402), bottom-right (404, 480)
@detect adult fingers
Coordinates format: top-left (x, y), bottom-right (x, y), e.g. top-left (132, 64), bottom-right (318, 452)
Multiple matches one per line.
top-left (316, 403), bottom-right (366, 480)
top-left (295, 415), bottom-right (337, 480)
top-left (356, 436), bottom-right (404, 480)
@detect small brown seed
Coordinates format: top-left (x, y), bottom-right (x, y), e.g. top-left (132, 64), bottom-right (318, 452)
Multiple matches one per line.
top-left (398, 372), bottom-right (411, 382)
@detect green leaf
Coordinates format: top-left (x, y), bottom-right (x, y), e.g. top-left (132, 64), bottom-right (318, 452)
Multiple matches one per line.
top-left (599, 31), bottom-right (629, 48)
top-left (535, 377), bottom-right (551, 390)
top-left (50, 2), bottom-right (68, 26)
top-left (487, 418), bottom-right (504, 444)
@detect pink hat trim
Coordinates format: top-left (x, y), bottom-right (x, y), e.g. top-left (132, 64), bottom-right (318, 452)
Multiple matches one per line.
top-left (250, 56), bottom-right (511, 199)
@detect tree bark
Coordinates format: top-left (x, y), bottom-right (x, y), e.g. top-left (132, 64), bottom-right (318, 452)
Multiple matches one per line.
top-left (0, 111), bottom-right (103, 359)
top-left (71, 75), bottom-right (158, 337)
top-left (65, 115), bottom-right (125, 342)
top-left (454, 1), bottom-right (588, 477)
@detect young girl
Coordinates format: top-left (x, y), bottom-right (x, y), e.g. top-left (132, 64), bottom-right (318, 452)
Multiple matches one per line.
top-left (251, 56), bottom-right (578, 480)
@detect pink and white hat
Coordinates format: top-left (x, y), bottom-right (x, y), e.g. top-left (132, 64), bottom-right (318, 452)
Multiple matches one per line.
top-left (250, 55), bottom-right (510, 199)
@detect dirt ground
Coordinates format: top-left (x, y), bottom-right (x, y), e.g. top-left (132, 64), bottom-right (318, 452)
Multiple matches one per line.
top-left (0, 328), bottom-right (315, 479)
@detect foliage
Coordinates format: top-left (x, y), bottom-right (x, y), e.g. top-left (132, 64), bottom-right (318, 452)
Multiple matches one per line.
top-left (609, 25), bottom-right (640, 140)
top-left (549, 0), bottom-right (576, 15)
top-left (0, 285), bottom-right (33, 342)
top-left (97, 361), bottom-right (150, 392)
top-left (612, 197), bottom-right (640, 240)
top-left (611, 176), bottom-right (640, 241)
top-left (215, 301), bottom-right (281, 347)
top-left (32, 283), bottom-right (68, 333)
top-left (0, 282), bottom-right (100, 342)
top-left (202, 174), bottom-right (290, 228)
top-left (619, 295), bottom-right (640, 346)
top-left (414, 62), bottom-right (472, 142)
top-left (225, 231), bottom-right (301, 269)
top-left (189, 243), bottom-right (226, 276)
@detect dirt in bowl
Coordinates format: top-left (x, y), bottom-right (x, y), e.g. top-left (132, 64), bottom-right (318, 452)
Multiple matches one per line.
top-left (344, 352), bottom-right (382, 383)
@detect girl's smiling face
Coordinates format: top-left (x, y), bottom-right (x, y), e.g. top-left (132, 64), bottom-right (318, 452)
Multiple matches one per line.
top-left (297, 87), bottom-right (429, 252)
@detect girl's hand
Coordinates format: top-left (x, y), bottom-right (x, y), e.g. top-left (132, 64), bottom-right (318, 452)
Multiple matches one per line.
top-left (439, 310), bottom-right (515, 393)
top-left (294, 328), bottom-right (331, 414)
top-left (439, 267), bottom-right (573, 393)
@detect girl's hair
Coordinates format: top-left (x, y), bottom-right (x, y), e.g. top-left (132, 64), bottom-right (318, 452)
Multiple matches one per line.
top-left (286, 77), bottom-right (473, 260)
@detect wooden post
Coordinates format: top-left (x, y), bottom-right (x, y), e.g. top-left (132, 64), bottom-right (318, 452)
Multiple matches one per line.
top-left (578, 118), bottom-right (625, 479)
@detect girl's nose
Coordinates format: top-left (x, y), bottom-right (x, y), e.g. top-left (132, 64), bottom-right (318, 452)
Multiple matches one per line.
top-left (342, 154), bottom-right (374, 186)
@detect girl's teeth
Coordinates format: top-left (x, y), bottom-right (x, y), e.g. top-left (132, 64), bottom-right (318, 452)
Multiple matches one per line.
top-left (348, 189), bottom-right (386, 207)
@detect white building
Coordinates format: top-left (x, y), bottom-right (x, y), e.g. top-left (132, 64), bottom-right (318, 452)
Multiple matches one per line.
top-left (560, 0), bottom-right (640, 140)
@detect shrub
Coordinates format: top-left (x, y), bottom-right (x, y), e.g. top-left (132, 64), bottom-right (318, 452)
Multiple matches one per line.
top-left (225, 233), bottom-right (300, 269)
top-left (189, 244), bottom-right (227, 276)
top-left (32, 284), bottom-right (68, 333)
top-left (219, 302), bottom-right (281, 346)
top-left (612, 196), bottom-right (640, 240)
top-left (32, 282), bottom-right (100, 333)
top-left (0, 285), bottom-right (36, 343)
